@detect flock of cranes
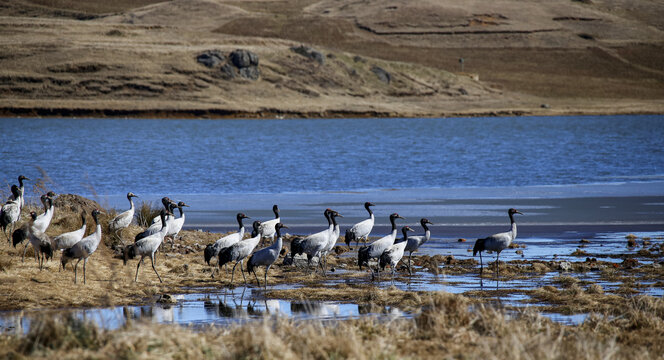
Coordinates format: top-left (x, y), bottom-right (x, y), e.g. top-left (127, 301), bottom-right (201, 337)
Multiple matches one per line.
top-left (1, 175), bottom-right (523, 288)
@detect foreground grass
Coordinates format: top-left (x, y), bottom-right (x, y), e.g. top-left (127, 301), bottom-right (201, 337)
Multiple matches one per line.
top-left (1, 292), bottom-right (662, 359)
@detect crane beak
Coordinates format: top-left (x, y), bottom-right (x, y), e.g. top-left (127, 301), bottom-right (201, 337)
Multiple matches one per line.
top-left (516, 210), bottom-right (524, 215)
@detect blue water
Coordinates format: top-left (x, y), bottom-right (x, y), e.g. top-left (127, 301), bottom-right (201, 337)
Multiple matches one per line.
top-left (1, 115), bottom-right (663, 196)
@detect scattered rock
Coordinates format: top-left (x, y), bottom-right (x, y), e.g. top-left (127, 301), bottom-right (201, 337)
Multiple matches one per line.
top-left (229, 49), bottom-right (259, 68)
top-left (196, 50), bottom-right (225, 68)
top-left (643, 240), bottom-right (651, 246)
top-left (371, 65), bottom-right (391, 84)
top-left (457, 238), bottom-right (466, 242)
top-left (627, 238), bottom-right (637, 247)
top-left (220, 63), bottom-right (237, 79)
top-left (515, 250), bottom-right (523, 255)
top-left (580, 239), bottom-right (590, 244)
top-left (622, 258), bottom-right (639, 269)
top-left (239, 66), bottom-right (260, 80)
top-left (541, 103), bottom-right (551, 109)
top-left (353, 55), bottom-right (366, 63)
top-left (290, 45), bottom-right (325, 64)
top-left (558, 261), bottom-right (572, 271)
top-left (458, 87), bottom-right (469, 95)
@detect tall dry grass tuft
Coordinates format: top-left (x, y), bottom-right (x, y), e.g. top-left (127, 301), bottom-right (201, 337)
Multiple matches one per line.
top-left (19, 314), bottom-right (103, 354)
top-left (136, 200), bottom-right (160, 228)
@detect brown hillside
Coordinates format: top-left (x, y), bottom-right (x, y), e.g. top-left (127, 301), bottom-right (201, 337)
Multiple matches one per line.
top-left (0, 0), bottom-right (662, 118)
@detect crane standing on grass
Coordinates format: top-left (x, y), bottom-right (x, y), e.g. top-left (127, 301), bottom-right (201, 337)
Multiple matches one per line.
top-left (218, 220), bottom-right (262, 286)
top-left (109, 192), bottom-right (138, 241)
top-left (123, 209), bottom-right (172, 283)
top-left (61, 209), bottom-right (103, 284)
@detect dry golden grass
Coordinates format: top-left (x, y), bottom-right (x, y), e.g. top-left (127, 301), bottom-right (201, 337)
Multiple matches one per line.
top-left (1, 292), bottom-right (662, 359)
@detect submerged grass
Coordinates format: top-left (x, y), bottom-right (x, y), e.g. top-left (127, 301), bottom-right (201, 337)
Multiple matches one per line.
top-left (1, 293), bottom-right (662, 359)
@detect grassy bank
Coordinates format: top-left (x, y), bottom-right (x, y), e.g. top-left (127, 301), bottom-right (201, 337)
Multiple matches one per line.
top-left (1, 292), bottom-right (662, 359)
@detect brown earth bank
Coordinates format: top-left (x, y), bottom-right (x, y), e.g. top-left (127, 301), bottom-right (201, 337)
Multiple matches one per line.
top-left (1, 0), bottom-right (663, 119)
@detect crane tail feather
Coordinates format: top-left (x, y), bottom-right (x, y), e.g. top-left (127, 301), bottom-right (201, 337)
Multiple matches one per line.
top-left (357, 246), bottom-right (369, 269)
top-left (204, 244), bottom-right (215, 265)
top-left (473, 238), bottom-right (486, 257)
top-left (218, 246), bottom-right (233, 268)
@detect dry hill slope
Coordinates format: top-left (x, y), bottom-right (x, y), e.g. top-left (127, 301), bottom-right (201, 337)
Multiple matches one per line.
top-left (0, 0), bottom-right (662, 118)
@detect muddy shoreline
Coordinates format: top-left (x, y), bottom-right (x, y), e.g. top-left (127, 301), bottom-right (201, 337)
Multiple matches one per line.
top-left (1, 105), bottom-right (661, 120)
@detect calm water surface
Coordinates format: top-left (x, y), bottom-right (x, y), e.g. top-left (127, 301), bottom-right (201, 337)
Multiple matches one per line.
top-left (1, 115), bottom-right (663, 196)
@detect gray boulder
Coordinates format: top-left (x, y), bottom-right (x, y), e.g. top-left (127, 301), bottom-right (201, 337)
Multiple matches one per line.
top-left (371, 65), bottom-right (391, 84)
top-left (196, 50), bottom-right (225, 68)
top-left (230, 49), bottom-right (259, 68)
top-left (290, 45), bottom-right (324, 65)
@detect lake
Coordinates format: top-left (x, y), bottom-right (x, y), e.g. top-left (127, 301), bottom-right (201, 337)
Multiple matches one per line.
top-left (1, 115), bottom-right (663, 196)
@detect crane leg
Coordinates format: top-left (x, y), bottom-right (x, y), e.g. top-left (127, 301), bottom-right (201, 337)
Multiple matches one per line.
top-left (264, 265), bottom-right (270, 291)
top-left (240, 260), bottom-right (247, 285)
top-left (21, 243), bottom-right (29, 262)
top-left (495, 253), bottom-right (500, 281)
top-left (253, 268), bottom-right (260, 288)
top-left (408, 253), bottom-right (413, 275)
top-left (83, 258), bottom-right (88, 284)
top-left (230, 261), bottom-right (239, 286)
top-left (74, 258), bottom-right (82, 284)
top-left (479, 252), bottom-right (483, 277)
top-left (151, 253), bottom-right (162, 283)
top-left (135, 256), bottom-right (143, 282)
top-left (318, 255), bottom-right (325, 276)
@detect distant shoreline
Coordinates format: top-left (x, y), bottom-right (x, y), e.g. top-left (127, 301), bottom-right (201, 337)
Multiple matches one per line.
top-left (1, 106), bottom-right (662, 120)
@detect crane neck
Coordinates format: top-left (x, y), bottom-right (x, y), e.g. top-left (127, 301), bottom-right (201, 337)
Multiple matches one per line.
top-left (237, 216), bottom-right (245, 231)
top-left (389, 216), bottom-right (399, 235)
top-left (128, 196), bottom-right (135, 210)
top-left (509, 213), bottom-right (518, 239)
top-left (365, 204), bottom-right (373, 217)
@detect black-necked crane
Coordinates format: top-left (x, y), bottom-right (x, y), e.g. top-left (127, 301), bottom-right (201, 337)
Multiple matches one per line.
top-left (109, 192), bottom-right (138, 241)
top-left (357, 213), bottom-right (405, 271)
top-left (204, 213), bottom-right (250, 275)
top-left (135, 201), bottom-right (177, 242)
top-left (473, 208), bottom-right (523, 280)
top-left (218, 220), bottom-right (262, 286)
top-left (258, 205), bottom-right (280, 244)
top-left (379, 226), bottom-right (414, 281)
top-left (53, 210), bottom-right (87, 251)
top-left (8, 175), bottom-right (29, 209)
top-left (290, 209), bottom-right (334, 274)
top-left (167, 201), bottom-right (189, 242)
top-left (1, 185), bottom-right (22, 242)
top-left (344, 202), bottom-right (375, 249)
top-left (24, 211), bottom-right (54, 269)
top-left (321, 210), bottom-right (343, 272)
top-left (404, 218), bottom-right (433, 275)
top-left (33, 193), bottom-right (55, 234)
top-left (14, 195), bottom-right (54, 259)
top-left (123, 209), bottom-right (172, 283)
top-left (247, 222), bottom-right (288, 290)
top-left (150, 197), bottom-right (173, 224)
top-left (61, 209), bottom-right (103, 283)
